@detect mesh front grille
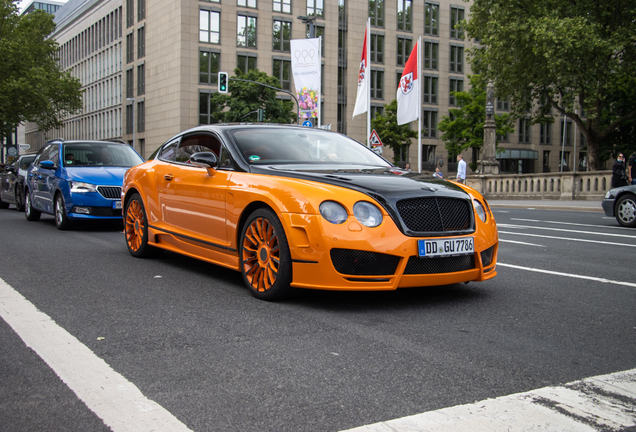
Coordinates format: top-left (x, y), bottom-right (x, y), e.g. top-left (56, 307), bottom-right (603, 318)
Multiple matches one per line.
top-left (331, 249), bottom-right (400, 276)
top-left (97, 186), bottom-right (121, 199)
top-left (404, 254), bottom-right (475, 275)
top-left (396, 197), bottom-right (472, 233)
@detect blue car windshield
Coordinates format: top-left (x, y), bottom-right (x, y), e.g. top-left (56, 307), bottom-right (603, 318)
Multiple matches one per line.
top-left (229, 128), bottom-right (390, 166)
top-left (63, 143), bottom-right (143, 167)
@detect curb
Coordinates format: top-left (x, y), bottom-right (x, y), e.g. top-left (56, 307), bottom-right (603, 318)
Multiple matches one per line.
top-left (489, 203), bottom-right (604, 213)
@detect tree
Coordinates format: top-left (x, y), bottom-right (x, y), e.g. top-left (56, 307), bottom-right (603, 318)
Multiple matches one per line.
top-left (0, 1), bottom-right (82, 142)
top-left (370, 99), bottom-right (417, 164)
top-left (209, 68), bottom-right (296, 124)
top-left (465, 0), bottom-right (636, 170)
top-left (437, 75), bottom-right (513, 171)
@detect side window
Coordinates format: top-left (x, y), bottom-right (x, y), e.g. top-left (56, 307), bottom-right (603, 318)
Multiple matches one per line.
top-left (218, 146), bottom-right (234, 169)
top-left (35, 145), bottom-right (52, 165)
top-left (48, 145), bottom-right (60, 165)
top-left (159, 139), bottom-right (180, 162)
top-left (174, 134), bottom-right (222, 164)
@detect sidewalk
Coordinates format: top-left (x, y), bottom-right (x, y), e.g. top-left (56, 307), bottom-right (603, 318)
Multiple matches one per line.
top-left (487, 199), bottom-right (604, 212)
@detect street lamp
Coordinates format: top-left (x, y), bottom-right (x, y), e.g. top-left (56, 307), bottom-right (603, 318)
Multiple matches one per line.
top-left (126, 97), bottom-right (135, 150)
top-left (297, 15), bottom-right (316, 38)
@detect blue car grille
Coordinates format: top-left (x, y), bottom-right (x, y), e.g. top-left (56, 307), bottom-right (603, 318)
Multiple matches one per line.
top-left (97, 186), bottom-right (121, 200)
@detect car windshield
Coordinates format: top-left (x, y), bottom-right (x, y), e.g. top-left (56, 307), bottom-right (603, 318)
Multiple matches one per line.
top-left (229, 128), bottom-right (390, 166)
top-left (63, 143), bottom-right (143, 167)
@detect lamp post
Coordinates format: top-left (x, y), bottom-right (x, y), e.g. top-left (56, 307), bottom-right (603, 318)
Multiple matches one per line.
top-left (126, 97), bottom-right (135, 150)
top-left (297, 15), bottom-right (316, 38)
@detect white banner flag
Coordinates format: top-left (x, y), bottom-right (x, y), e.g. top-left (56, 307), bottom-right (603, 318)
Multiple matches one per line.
top-left (352, 22), bottom-right (369, 119)
top-left (397, 41), bottom-right (419, 125)
top-left (291, 38), bottom-right (321, 121)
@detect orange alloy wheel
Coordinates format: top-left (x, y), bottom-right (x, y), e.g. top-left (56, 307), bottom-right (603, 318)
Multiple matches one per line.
top-left (125, 199), bottom-right (146, 253)
top-left (242, 217), bottom-right (281, 292)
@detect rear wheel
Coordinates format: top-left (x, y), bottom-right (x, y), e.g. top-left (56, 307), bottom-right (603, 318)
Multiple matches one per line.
top-left (615, 194), bottom-right (636, 228)
top-left (125, 193), bottom-right (163, 258)
top-left (24, 189), bottom-right (40, 221)
top-left (239, 208), bottom-right (292, 301)
top-left (54, 194), bottom-right (72, 230)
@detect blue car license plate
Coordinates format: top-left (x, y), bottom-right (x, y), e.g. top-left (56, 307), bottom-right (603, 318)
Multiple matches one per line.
top-left (112, 200), bottom-right (122, 210)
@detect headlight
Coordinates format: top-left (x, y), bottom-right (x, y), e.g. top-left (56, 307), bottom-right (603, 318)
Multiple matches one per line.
top-left (605, 191), bottom-right (611, 199)
top-left (473, 199), bottom-right (487, 223)
top-left (319, 201), bottom-right (348, 224)
top-left (70, 182), bottom-right (98, 193)
top-left (353, 201), bottom-right (383, 227)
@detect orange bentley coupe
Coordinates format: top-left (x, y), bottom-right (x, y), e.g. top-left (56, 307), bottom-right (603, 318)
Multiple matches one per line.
top-left (122, 124), bottom-right (498, 300)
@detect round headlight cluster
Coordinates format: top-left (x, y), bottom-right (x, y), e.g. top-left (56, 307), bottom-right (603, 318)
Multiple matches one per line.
top-left (319, 201), bottom-right (348, 224)
top-left (473, 199), bottom-right (487, 223)
top-left (319, 200), bottom-right (383, 227)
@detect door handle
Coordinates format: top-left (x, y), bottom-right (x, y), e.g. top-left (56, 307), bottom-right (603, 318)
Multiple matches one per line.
top-left (164, 174), bottom-right (174, 181)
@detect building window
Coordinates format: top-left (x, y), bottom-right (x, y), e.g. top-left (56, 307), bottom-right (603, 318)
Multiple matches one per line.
top-left (126, 0), bottom-right (133, 28)
top-left (423, 110), bottom-right (437, 138)
top-left (199, 50), bottom-right (220, 84)
top-left (238, 0), bottom-right (256, 7)
top-left (397, 0), bottom-right (411, 31)
top-left (369, 0), bottom-right (384, 27)
top-left (126, 68), bottom-right (133, 98)
top-left (450, 45), bottom-right (463, 73)
top-left (370, 69), bottom-right (384, 99)
top-left (137, 63), bottom-right (145, 95)
top-left (540, 122), bottom-right (551, 144)
top-left (497, 131), bottom-right (509, 143)
top-left (423, 41), bottom-right (438, 70)
top-left (137, 101), bottom-right (144, 132)
top-left (137, 0), bottom-right (145, 21)
top-left (423, 76), bottom-right (438, 104)
top-left (449, 78), bottom-right (463, 106)
top-left (306, 25), bottom-right (325, 55)
top-left (307, 0), bottom-right (323, 18)
top-left (137, 26), bottom-right (145, 58)
top-left (519, 117), bottom-right (531, 143)
top-left (543, 150), bottom-right (550, 171)
top-left (497, 99), bottom-right (509, 111)
top-left (237, 15), bottom-right (257, 48)
top-left (560, 119), bottom-right (573, 146)
top-left (371, 105), bottom-right (384, 119)
top-left (237, 54), bottom-right (257, 73)
top-left (199, 10), bottom-right (220, 44)
top-left (273, 58), bottom-right (291, 91)
top-left (126, 32), bottom-right (134, 63)
top-left (126, 103), bottom-right (133, 134)
top-left (199, 92), bottom-right (219, 125)
top-left (370, 34), bottom-right (384, 63)
top-left (397, 37), bottom-right (412, 66)
top-left (396, 70), bottom-right (403, 90)
top-left (273, 20), bottom-right (291, 52)
top-left (274, 0), bottom-right (291, 13)
top-left (450, 6), bottom-right (464, 39)
top-left (424, 2), bottom-right (438, 36)
top-left (559, 151), bottom-right (570, 171)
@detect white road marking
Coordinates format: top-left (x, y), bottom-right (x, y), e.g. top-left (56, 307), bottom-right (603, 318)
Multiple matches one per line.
top-left (342, 368), bottom-right (636, 432)
top-left (498, 231), bottom-right (636, 248)
top-left (499, 239), bottom-right (545, 247)
top-left (0, 277), bottom-right (193, 432)
top-left (498, 223), bottom-right (636, 239)
top-left (497, 263), bottom-right (636, 288)
top-left (511, 218), bottom-right (632, 230)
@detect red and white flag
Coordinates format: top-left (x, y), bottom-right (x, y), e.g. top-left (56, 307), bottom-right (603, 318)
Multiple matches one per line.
top-left (352, 22), bottom-right (369, 119)
top-left (397, 41), bottom-right (419, 125)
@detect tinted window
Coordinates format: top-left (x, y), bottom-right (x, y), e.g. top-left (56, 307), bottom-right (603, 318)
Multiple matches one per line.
top-left (159, 139), bottom-right (179, 162)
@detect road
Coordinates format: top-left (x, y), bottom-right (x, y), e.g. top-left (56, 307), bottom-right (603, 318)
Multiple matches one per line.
top-left (0, 205), bottom-right (634, 431)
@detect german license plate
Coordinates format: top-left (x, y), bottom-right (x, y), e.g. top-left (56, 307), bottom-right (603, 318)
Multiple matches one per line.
top-left (112, 200), bottom-right (122, 210)
top-left (418, 237), bottom-right (474, 258)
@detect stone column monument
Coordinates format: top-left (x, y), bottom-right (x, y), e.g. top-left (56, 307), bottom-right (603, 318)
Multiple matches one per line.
top-left (478, 81), bottom-right (500, 175)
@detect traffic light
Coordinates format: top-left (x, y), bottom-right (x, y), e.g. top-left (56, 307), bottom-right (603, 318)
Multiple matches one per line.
top-left (257, 108), bottom-right (265, 122)
top-left (218, 71), bottom-right (228, 93)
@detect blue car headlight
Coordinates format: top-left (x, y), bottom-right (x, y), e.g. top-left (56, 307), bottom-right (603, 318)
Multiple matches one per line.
top-left (320, 201), bottom-right (348, 224)
top-left (70, 181), bottom-right (98, 193)
top-left (353, 201), bottom-right (383, 227)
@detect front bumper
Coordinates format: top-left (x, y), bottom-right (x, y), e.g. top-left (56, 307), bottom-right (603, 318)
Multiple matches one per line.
top-left (602, 199), bottom-right (615, 217)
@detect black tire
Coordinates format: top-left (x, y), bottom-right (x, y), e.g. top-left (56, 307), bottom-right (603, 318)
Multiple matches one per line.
top-left (124, 193), bottom-right (163, 258)
top-left (54, 193), bottom-right (73, 230)
top-left (239, 208), bottom-right (293, 301)
top-left (615, 194), bottom-right (636, 228)
top-left (14, 186), bottom-right (24, 212)
top-left (24, 189), bottom-right (41, 221)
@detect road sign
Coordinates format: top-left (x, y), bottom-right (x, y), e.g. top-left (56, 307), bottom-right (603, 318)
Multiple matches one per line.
top-left (19, 144), bottom-right (30, 150)
top-left (7, 147), bottom-right (17, 156)
top-left (369, 129), bottom-right (383, 147)
top-left (302, 120), bottom-right (313, 127)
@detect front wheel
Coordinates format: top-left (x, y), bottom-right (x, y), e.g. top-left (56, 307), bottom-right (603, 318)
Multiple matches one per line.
top-left (125, 193), bottom-right (163, 258)
top-left (24, 190), bottom-right (41, 221)
top-left (55, 194), bottom-right (72, 230)
top-left (240, 208), bottom-right (292, 301)
top-left (615, 194), bottom-right (636, 228)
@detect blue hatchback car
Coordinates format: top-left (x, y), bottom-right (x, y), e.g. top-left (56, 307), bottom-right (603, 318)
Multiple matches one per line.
top-left (24, 139), bottom-right (144, 229)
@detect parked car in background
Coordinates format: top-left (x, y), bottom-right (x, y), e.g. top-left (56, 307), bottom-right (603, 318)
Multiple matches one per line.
top-left (0, 155), bottom-right (36, 211)
top-left (24, 139), bottom-right (144, 229)
top-left (122, 124), bottom-right (499, 300)
top-left (602, 184), bottom-right (636, 228)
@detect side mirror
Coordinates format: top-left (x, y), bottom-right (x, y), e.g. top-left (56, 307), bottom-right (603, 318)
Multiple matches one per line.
top-left (39, 160), bottom-right (56, 170)
top-left (190, 151), bottom-right (218, 175)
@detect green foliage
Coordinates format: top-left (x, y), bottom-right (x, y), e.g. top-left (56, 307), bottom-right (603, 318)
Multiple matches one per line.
top-left (209, 69), bottom-right (296, 124)
top-left (370, 99), bottom-right (417, 164)
top-left (465, 0), bottom-right (636, 170)
top-left (437, 75), bottom-right (513, 170)
top-left (0, 1), bottom-right (83, 139)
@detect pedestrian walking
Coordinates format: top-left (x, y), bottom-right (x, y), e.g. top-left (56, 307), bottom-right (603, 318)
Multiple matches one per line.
top-left (611, 153), bottom-right (629, 188)
top-left (628, 153), bottom-right (636, 185)
top-left (456, 154), bottom-right (466, 184)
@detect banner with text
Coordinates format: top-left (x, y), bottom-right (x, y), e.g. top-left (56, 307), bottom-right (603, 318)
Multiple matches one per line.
top-left (291, 38), bottom-right (321, 120)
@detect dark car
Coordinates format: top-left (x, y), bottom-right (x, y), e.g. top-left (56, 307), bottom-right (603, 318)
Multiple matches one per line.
top-left (0, 155), bottom-right (36, 211)
top-left (24, 139), bottom-right (144, 229)
top-left (602, 184), bottom-right (636, 228)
